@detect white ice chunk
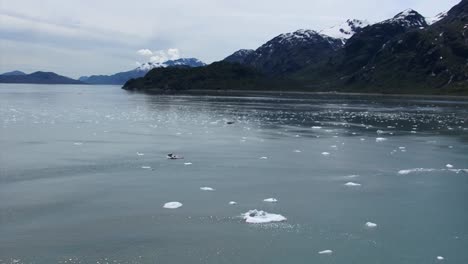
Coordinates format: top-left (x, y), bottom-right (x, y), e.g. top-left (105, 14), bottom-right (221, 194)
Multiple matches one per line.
top-left (163, 201), bottom-right (182, 209)
top-left (376, 137), bottom-right (387, 142)
top-left (446, 164), bottom-right (453, 168)
top-left (437, 256), bottom-right (444, 260)
top-left (184, 162), bottom-right (193, 165)
top-left (241, 210), bottom-right (287, 224)
top-left (321, 152), bottom-right (330, 156)
top-left (398, 168), bottom-right (436, 174)
top-left (136, 152), bottom-right (144, 156)
top-left (345, 182), bottom-right (361, 187)
top-left (229, 201), bottom-right (237, 205)
top-left (318, 250), bottom-right (333, 255)
top-left (200, 187), bottom-right (215, 191)
top-left (141, 166), bottom-right (151, 169)
top-left (263, 198), bottom-right (278, 203)
top-left (365, 222), bottom-right (377, 228)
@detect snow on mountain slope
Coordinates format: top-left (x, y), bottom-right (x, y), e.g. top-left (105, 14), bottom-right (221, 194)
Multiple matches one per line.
top-left (426, 11), bottom-right (448, 25)
top-left (319, 19), bottom-right (371, 42)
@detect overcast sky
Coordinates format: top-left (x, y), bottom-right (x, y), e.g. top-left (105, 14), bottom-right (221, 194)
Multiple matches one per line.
top-left (0, 0), bottom-right (460, 78)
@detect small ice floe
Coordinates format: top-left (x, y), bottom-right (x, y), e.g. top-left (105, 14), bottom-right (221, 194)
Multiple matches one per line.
top-left (200, 187), bottom-right (215, 191)
top-left (330, 145), bottom-right (337, 149)
top-left (136, 152), bottom-right (145, 156)
top-left (345, 182), bottom-right (361, 187)
top-left (437, 256), bottom-right (444, 261)
top-left (293, 149), bottom-right (302, 153)
top-left (312, 126), bottom-right (322, 129)
top-left (398, 168), bottom-right (436, 175)
top-left (241, 210), bottom-right (287, 224)
top-left (263, 198), bottom-right (278, 203)
top-left (375, 137), bottom-right (387, 142)
top-left (446, 164), bottom-right (453, 168)
top-left (259, 156), bottom-right (268, 160)
top-left (184, 162), bottom-right (193, 166)
top-left (163, 201), bottom-right (183, 209)
top-left (167, 153), bottom-right (183, 159)
top-left (321, 152), bottom-right (330, 156)
top-left (318, 250), bottom-right (333, 255)
top-left (345, 175), bottom-right (359, 179)
top-left (365, 222), bottom-right (377, 228)
top-left (229, 201), bottom-right (237, 205)
top-left (73, 142), bottom-right (83, 146)
top-left (141, 166), bottom-right (152, 169)
top-left (360, 138), bottom-right (366, 141)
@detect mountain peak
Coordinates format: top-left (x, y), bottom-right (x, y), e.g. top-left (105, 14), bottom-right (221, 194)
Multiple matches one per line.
top-left (1, 70), bottom-right (26, 76)
top-left (381, 9), bottom-right (428, 28)
top-left (224, 49), bottom-right (255, 64)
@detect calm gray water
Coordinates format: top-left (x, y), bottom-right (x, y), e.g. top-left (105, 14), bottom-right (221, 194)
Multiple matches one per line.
top-left (1, 84), bottom-right (467, 264)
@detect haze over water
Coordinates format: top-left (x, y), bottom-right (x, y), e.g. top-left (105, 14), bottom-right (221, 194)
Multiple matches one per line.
top-left (1, 84), bottom-right (467, 264)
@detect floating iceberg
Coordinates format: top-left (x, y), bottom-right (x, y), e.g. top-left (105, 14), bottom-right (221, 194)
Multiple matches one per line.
top-left (263, 198), bottom-right (278, 203)
top-left (318, 250), bottom-right (333, 255)
top-left (345, 182), bottom-right (361, 187)
top-left (321, 152), bottom-right (330, 156)
top-left (163, 202), bottom-right (182, 209)
top-left (398, 168), bottom-right (436, 174)
top-left (376, 137), bottom-right (387, 142)
top-left (200, 187), bottom-right (215, 191)
top-left (241, 210), bottom-right (287, 224)
top-left (365, 221), bottom-right (377, 228)
top-left (229, 201), bottom-right (237, 205)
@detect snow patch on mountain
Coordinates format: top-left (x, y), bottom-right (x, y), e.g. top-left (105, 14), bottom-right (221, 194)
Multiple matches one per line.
top-left (320, 19), bottom-right (371, 42)
top-left (426, 11), bottom-right (447, 25)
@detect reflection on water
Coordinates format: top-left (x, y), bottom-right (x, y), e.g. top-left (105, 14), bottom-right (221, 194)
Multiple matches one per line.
top-left (1, 84), bottom-right (468, 264)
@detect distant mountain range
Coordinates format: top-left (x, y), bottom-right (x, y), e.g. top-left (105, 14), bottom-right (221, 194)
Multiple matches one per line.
top-left (1, 58), bottom-right (205, 85)
top-left (124, 0), bottom-right (468, 95)
top-left (79, 58), bottom-right (205, 85)
top-left (0, 71), bottom-right (83, 84)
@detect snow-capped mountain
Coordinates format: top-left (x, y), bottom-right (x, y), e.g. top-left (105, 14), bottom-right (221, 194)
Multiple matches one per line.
top-left (223, 49), bottom-right (255, 64)
top-left (240, 29), bottom-right (343, 74)
top-left (136, 58), bottom-right (205, 71)
top-left (320, 19), bottom-right (371, 43)
top-left (426, 11), bottom-right (448, 25)
top-left (80, 58), bottom-right (205, 85)
top-left (379, 9), bottom-right (428, 28)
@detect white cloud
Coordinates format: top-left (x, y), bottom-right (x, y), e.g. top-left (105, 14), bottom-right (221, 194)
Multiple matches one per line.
top-left (147, 48), bottom-right (180, 63)
top-left (137, 49), bottom-right (153, 56)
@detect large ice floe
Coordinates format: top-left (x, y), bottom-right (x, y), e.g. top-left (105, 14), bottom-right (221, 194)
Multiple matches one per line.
top-left (163, 202), bottom-right (183, 209)
top-left (241, 210), bottom-right (287, 224)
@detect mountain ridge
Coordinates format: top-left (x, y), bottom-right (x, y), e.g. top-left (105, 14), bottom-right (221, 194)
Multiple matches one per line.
top-left (0, 71), bottom-right (84, 84)
top-left (122, 0), bottom-right (466, 95)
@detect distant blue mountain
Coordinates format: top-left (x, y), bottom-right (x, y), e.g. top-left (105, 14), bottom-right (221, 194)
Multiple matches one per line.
top-left (0, 71), bottom-right (83, 84)
top-left (1, 70), bottom-right (27, 76)
top-left (79, 58), bottom-right (205, 85)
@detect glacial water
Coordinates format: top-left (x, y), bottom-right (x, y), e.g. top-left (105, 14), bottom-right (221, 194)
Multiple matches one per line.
top-left (1, 84), bottom-right (467, 264)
